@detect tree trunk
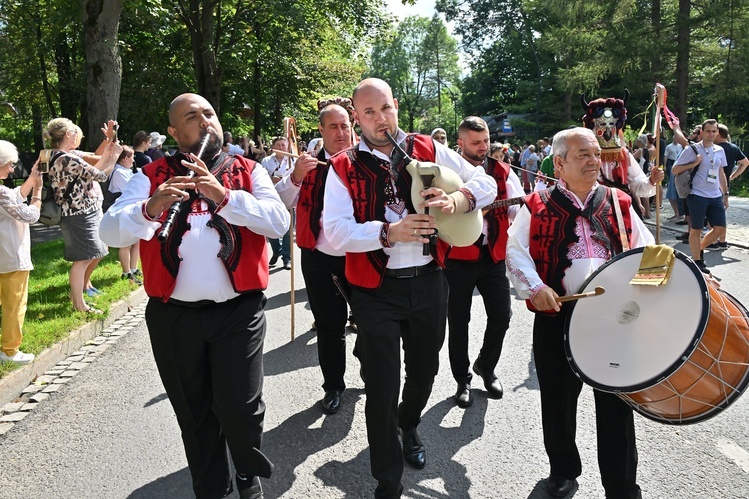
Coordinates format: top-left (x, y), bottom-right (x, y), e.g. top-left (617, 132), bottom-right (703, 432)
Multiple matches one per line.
top-left (252, 60), bottom-right (262, 140)
top-left (651, 0), bottom-right (662, 81)
top-left (674, 0), bottom-right (690, 123)
top-left (184, 0), bottom-right (222, 114)
top-left (55, 37), bottom-right (77, 121)
top-left (36, 22), bottom-right (56, 118)
top-left (563, 91), bottom-right (572, 123)
top-left (722, 0), bottom-right (735, 118)
top-left (82, 0), bottom-right (123, 148)
top-left (32, 104), bottom-right (44, 151)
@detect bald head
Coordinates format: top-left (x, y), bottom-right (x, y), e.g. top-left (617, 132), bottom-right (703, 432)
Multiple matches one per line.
top-left (318, 104), bottom-right (352, 155)
top-left (319, 104), bottom-right (350, 126)
top-left (352, 78), bottom-right (394, 108)
top-left (350, 78), bottom-right (399, 152)
top-left (169, 93), bottom-right (213, 127)
top-left (167, 93), bottom-right (223, 156)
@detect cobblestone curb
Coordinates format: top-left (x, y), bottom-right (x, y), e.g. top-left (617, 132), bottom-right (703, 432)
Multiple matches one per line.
top-left (0, 287), bottom-right (147, 412)
top-left (0, 300), bottom-right (146, 437)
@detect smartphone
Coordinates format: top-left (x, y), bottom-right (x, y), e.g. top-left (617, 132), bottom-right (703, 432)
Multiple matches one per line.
top-left (113, 123), bottom-right (119, 143)
top-left (38, 149), bottom-right (51, 174)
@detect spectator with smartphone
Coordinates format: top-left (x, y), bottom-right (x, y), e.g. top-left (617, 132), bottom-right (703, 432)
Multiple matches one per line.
top-left (0, 140), bottom-right (43, 363)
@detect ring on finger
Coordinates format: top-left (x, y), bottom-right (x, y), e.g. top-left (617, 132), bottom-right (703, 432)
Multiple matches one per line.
top-left (413, 229), bottom-right (418, 236)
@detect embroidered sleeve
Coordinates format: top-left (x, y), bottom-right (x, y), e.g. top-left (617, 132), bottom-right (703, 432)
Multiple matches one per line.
top-left (458, 187), bottom-right (476, 212)
top-left (505, 206), bottom-right (546, 299)
top-left (379, 222), bottom-right (394, 248)
top-left (0, 186), bottom-right (39, 223)
top-left (215, 189), bottom-right (231, 213)
top-left (529, 284), bottom-right (550, 301)
top-left (141, 201), bottom-right (162, 222)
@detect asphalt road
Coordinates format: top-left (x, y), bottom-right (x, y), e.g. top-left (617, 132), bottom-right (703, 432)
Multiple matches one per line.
top-left (1, 230), bottom-right (748, 499)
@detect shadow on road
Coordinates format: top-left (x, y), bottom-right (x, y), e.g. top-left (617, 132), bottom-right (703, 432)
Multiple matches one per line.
top-left (143, 392), bottom-right (169, 408)
top-left (263, 328), bottom-right (358, 377)
top-left (513, 350), bottom-right (540, 393)
top-left (311, 396), bottom-right (490, 498)
top-left (127, 467), bottom-right (193, 498)
top-left (263, 389), bottom-right (365, 498)
top-left (265, 287), bottom-right (309, 311)
top-left (526, 477), bottom-right (580, 498)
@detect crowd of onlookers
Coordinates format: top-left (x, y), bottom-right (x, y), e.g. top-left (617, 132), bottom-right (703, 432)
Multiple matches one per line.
top-left (0, 120), bottom-right (333, 365)
top-left (431, 128), bottom-right (555, 194)
top-left (1, 115), bottom-right (746, 366)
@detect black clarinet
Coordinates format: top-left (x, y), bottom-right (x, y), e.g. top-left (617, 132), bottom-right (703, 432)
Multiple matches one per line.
top-left (157, 134), bottom-right (210, 242)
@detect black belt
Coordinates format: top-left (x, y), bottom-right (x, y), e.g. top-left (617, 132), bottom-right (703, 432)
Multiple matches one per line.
top-left (167, 298), bottom-right (221, 309)
top-left (383, 261), bottom-right (439, 279)
top-left (165, 292), bottom-right (261, 309)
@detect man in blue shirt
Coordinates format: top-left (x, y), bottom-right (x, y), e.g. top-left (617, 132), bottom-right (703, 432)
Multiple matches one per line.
top-left (671, 119), bottom-right (728, 275)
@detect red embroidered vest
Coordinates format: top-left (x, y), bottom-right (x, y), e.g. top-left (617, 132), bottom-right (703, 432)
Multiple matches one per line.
top-left (330, 134), bottom-right (448, 290)
top-left (296, 149), bottom-right (330, 251)
top-left (525, 186), bottom-right (633, 312)
top-left (448, 158), bottom-right (512, 263)
top-left (140, 153), bottom-right (269, 301)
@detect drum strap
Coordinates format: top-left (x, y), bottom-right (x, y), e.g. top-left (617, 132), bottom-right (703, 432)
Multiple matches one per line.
top-left (610, 187), bottom-right (630, 252)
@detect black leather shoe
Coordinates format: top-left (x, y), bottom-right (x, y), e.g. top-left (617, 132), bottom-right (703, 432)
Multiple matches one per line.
top-left (472, 360), bottom-right (504, 399)
top-left (269, 254), bottom-right (279, 267)
top-left (321, 390), bottom-right (342, 414)
top-left (546, 475), bottom-right (574, 497)
top-left (237, 475), bottom-right (263, 499)
top-left (455, 383), bottom-right (473, 408)
top-left (400, 427), bottom-right (426, 469)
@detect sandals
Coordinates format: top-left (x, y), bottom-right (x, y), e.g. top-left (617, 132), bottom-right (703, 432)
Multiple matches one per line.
top-left (73, 302), bottom-right (103, 315)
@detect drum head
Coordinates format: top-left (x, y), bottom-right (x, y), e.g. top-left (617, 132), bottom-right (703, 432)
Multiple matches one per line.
top-left (564, 248), bottom-right (709, 392)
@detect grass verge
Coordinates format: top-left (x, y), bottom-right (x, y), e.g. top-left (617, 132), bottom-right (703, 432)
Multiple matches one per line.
top-left (0, 239), bottom-right (140, 379)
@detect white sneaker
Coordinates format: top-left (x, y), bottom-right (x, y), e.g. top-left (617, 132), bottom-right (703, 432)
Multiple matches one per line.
top-left (0, 350), bottom-right (35, 364)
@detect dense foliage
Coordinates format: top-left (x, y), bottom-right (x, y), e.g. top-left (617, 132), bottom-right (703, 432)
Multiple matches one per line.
top-left (0, 0), bottom-right (747, 155)
top-left (0, 0), bottom-right (389, 151)
top-left (437, 0), bottom-right (749, 145)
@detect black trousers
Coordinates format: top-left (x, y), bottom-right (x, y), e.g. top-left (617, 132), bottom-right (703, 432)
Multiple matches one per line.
top-left (350, 269), bottom-right (448, 499)
top-left (533, 311), bottom-right (640, 499)
top-left (444, 249), bottom-right (512, 383)
top-left (146, 293), bottom-right (273, 499)
top-left (301, 248), bottom-right (349, 392)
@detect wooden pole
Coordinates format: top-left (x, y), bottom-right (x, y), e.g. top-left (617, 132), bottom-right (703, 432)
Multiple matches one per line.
top-left (271, 149), bottom-right (327, 166)
top-left (284, 117), bottom-right (299, 342)
top-left (290, 208), bottom-right (296, 342)
top-left (653, 84), bottom-right (667, 245)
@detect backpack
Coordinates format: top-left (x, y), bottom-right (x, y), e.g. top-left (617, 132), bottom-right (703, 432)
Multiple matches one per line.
top-left (674, 145), bottom-right (699, 199)
top-left (101, 176), bottom-right (121, 213)
top-left (38, 151), bottom-right (76, 226)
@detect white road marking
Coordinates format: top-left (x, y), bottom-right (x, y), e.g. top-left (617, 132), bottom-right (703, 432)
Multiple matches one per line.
top-left (717, 437), bottom-right (749, 474)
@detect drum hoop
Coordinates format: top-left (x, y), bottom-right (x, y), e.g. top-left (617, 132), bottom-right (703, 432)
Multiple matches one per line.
top-left (628, 289), bottom-right (749, 425)
top-left (563, 247), bottom-right (711, 393)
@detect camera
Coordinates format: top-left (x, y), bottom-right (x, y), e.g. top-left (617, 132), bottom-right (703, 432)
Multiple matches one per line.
top-left (38, 149), bottom-right (52, 174)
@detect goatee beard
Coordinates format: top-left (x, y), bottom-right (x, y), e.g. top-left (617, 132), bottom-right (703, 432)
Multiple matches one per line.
top-left (465, 152), bottom-right (486, 164)
top-left (191, 133), bottom-right (222, 159)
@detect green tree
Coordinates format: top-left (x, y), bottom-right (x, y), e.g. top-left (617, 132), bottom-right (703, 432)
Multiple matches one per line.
top-left (438, 0), bottom-right (749, 139)
top-left (171, 0), bottom-right (386, 135)
top-left (0, 0), bottom-right (88, 149)
top-left (368, 15), bottom-right (461, 134)
top-left (82, 0), bottom-right (124, 144)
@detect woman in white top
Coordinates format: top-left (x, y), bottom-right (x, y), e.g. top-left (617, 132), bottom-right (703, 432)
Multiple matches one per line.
top-left (105, 146), bottom-right (142, 285)
top-left (0, 141), bottom-right (43, 364)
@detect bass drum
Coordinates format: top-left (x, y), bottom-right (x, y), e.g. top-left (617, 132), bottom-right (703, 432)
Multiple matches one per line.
top-left (564, 247), bottom-right (749, 424)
